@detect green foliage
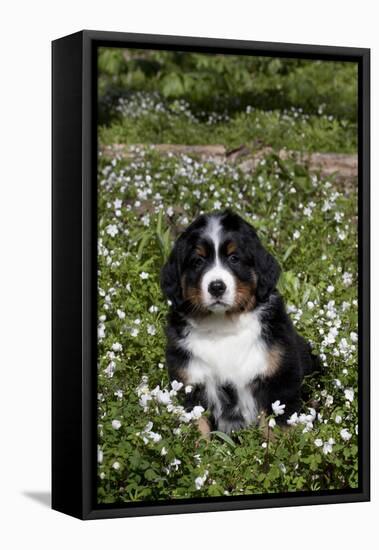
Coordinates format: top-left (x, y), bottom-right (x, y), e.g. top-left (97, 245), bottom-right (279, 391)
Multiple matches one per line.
top-left (98, 47), bottom-right (358, 152)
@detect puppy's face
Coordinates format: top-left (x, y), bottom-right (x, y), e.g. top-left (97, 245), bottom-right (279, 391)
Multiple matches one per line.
top-left (180, 216), bottom-right (257, 313)
top-left (161, 211), bottom-right (280, 314)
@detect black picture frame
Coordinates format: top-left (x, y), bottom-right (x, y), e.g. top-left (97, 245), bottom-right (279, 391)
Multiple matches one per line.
top-left (52, 30), bottom-right (370, 520)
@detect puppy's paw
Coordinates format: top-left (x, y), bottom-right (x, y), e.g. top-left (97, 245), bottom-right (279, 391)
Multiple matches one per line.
top-left (195, 417), bottom-right (211, 447)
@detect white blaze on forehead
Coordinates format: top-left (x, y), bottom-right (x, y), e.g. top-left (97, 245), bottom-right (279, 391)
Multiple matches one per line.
top-left (201, 216), bottom-right (236, 308)
top-left (206, 216), bottom-right (222, 258)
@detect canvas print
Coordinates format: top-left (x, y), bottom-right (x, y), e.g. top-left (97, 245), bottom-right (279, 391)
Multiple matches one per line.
top-left (96, 48), bottom-right (358, 504)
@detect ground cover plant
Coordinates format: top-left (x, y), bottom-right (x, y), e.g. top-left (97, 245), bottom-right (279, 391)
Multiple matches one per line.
top-left (97, 48), bottom-right (358, 504)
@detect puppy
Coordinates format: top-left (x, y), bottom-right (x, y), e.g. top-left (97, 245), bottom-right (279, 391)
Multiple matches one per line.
top-left (161, 210), bottom-right (319, 434)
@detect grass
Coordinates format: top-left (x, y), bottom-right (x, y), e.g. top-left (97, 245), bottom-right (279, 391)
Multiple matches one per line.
top-left (99, 98), bottom-right (356, 153)
top-left (96, 49), bottom-right (358, 504)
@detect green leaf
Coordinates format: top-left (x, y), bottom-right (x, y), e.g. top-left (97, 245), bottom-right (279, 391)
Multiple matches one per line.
top-left (211, 431), bottom-right (237, 447)
top-left (144, 468), bottom-right (158, 481)
top-left (282, 244), bottom-right (297, 263)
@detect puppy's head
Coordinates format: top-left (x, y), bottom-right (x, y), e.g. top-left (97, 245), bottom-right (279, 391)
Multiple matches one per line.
top-left (161, 210), bottom-right (280, 314)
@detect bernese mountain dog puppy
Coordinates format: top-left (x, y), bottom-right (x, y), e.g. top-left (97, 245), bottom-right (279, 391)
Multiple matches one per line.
top-left (161, 210), bottom-right (319, 434)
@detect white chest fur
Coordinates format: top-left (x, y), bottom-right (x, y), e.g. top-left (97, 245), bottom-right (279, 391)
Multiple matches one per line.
top-left (182, 310), bottom-right (269, 426)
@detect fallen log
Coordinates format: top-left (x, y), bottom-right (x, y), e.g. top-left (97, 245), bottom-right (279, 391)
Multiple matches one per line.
top-left (99, 143), bottom-right (357, 181)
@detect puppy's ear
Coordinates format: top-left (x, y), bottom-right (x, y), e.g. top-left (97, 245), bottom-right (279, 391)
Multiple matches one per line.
top-left (160, 246), bottom-right (183, 308)
top-left (237, 215), bottom-right (281, 302)
top-left (255, 244), bottom-right (281, 302)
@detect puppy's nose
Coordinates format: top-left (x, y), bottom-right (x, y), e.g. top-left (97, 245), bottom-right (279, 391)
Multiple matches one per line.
top-left (208, 279), bottom-right (226, 297)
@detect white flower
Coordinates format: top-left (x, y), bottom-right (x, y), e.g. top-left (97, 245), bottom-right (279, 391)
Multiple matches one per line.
top-left (112, 419), bottom-right (122, 430)
top-left (167, 206), bottom-right (174, 217)
top-left (147, 324), bottom-right (156, 336)
top-left (287, 412), bottom-right (299, 425)
top-left (302, 422), bottom-right (314, 433)
top-left (335, 415), bottom-right (342, 424)
top-left (307, 301), bottom-right (315, 310)
top-left (261, 442), bottom-right (267, 449)
top-left (344, 388), bottom-right (354, 402)
top-left (170, 458), bottom-right (181, 471)
top-left (214, 200), bottom-right (222, 210)
top-left (111, 342), bottom-right (122, 352)
top-left (156, 390), bottom-right (171, 405)
top-left (106, 224), bottom-right (119, 237)
top-left (322, 438), bottom-right (335, 455)
top-left (98, 324), bottom-right (106, 340)
top-left (97, 446), bottom-right (103, 464)
top-left (114, 389), bottom-right (123, 399)
top-left (179, 411), bottom-right (193, 423)
top-left (140, 271), bottom-right (149, 280)
top-left (325, 395), bottom-right (334, 407)
top-left (150, 432), bottom-right (162, 443)
top-left (112, 461), bottom-right (120, 470)
top-left (272, 400), bottom-right (286, 416)
top-left (304, 207), bottom-right (312, 217)
top-left (134, 318), bottom-right (141, 325)
top-left (142, 214), bottom-right (150, 227)
top-left (144, 421), bottom-right (153, 433)
top-left (191, 406), bottom-right (205, 420)
top-left (116, 309), bottom-right (125, 319)
top-left (139, 421), bottom-right (162, 444)
top-left (158, 362), bottom-right (164, 369)
top-left (161, 447), bottom-right (168, 456)
top-left (185, 385), bottom-right (193, 394)
top-left (293, 230), bottom-right (300, 240)
top-left (327, 285), bottom-right (334, 293)
top-left (171, 380), bottom-right (184, 392)
top-left (104, 361), bottom-right (116, 378)
top-left (350, 331), bottom-right (358, 343)
top-left (314, 438), bottom-right (323, 447)
top-left (195, 470), bottom-right (209, 490)
top-left (342, 272), bottom-right (353, 287)
top-left (340, 428), bottom-right (352, 441)
top-left (130, 328), bottom-right (139, 337)
top-left (268, 418), bottom-right (276, 428)
top-left (307, 408), bottom-right (317, 421)
top-left (139, 394), bottom-right (152, 409)
top-left (149, 305), bottom-right (159, 313)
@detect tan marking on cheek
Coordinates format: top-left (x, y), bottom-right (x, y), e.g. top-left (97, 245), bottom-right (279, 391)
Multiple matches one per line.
top-left (228, 274), bottom-right (257, 314)
top-left (184, 286), bottom-right (203, 305)
top-left (226, 241), bottom-right (237, 255)
top-left (196, 245), bottom-right (207, 257)
top-left (183, 284), bottom-right (209, 316)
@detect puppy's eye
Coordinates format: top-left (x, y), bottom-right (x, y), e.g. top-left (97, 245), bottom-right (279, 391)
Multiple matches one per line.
top-left (194, 256), bottom-right (205, 268)
top-left (228, 254), bottom-right (239, 264)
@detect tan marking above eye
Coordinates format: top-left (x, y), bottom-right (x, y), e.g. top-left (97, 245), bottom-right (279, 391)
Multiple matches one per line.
top-left (226, 241), bottom-right (237, 255)
top-left (195, 245), bottom-right (207, 257)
